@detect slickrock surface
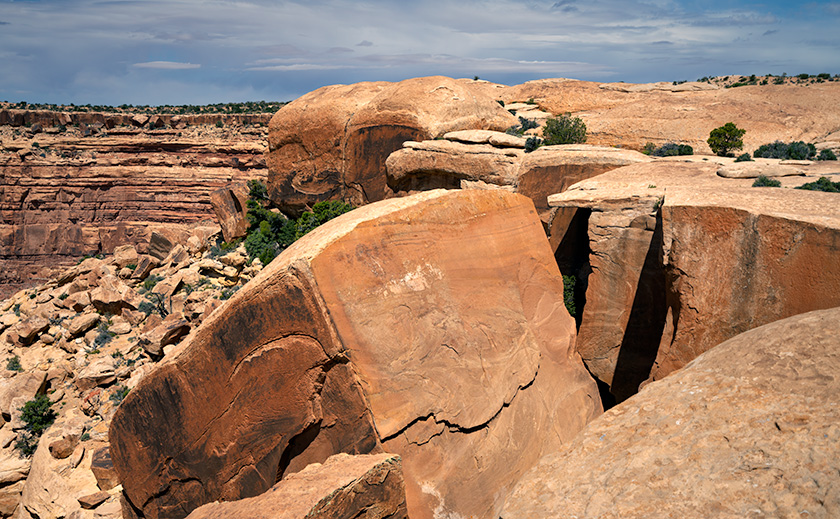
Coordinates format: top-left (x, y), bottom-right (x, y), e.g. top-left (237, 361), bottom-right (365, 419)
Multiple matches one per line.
top-left (0, 116), bottom-right (268, 298)
top-left (549, 159), bottom-right (840, 399)
top-left (492, 78), bottom-right (840, 154)
top-left (0, 228), bottom-right (266, 519)
top-left (502, 306), bottom-right (840, 519)
top-left (387, 139), bottom-right (650, 216)
top-left (266, 76), bottom-right (517, 214)
top-left (110, 189), bottom-right (601, 519)
top-left (186, 453), bottom-right (407, 519)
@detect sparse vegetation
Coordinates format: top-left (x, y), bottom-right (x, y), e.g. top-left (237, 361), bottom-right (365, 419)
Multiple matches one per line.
top-left (524, 136), bottom-right (543, 153)
top-left (796, 177), bottom-right (840, 192)
top-left (6, 355), bottom-right (22, 372)
top-left (752, 175), bottom-right (781, 187)
top-left (110, 385), bottom-right (130, 406)
top-left (542, 114), bottom-right (587, 145)
top-left (505, 116), bottom-right (539, 137)
top-left (644, 143), bottom-right (693, 157)
top-left (3, 100), bottom-right (285, 115)
top-left (562, 275), bottom-right (577, 318)
top-left (707, 123), bottom-right (746, 157)
top-left (753, 141), bottom-right (816, 160)
top-left (817, 149), bottom-right (837, 161)
top-left (734, 153), bottom-right (753, 162)
top-left (15, 394), bottom-right (56, 457)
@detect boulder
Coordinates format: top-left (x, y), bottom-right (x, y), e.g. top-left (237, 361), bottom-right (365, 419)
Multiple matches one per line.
top-left (78, 491), bottom-right (110, 509)
top-left (717, 161), bottom-right (805, 178)
top-left (148, 233), bottom-right (174, 261)
top-left (266, 76), bottom-right (516, 214)
top-left (110, 189), bottom-right (601, 519)
top-left (112, 245), bottom-right (139, 269)
top-left (185, 453), bottom-right (407, 519)
top-left (10, 317), bottom-right (50, 345)
top-left (90, 275), bottom-right (140, 315)
top-left (210, 183), bottom-right (251, 243)
top-left (67, 312), bottom-right (100, 337)
top-left (90, 446), bottom-right (119, 491)
top-left (137, 314), bottom-right (191, 357)
top-left (0, 371), bottom-right (47, 420)
top-left (75, 357), bottom-right (117, 391)
top-left (549, 160), bottom-right (840, 399)
top-left (502, 306), bottom-right (840, 519)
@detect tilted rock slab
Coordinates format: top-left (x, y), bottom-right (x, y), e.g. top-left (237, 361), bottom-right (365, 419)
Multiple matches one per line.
top-left (548, 160), bottom-right (840, 400)
top-left (185, 453), bottom-right (407, 519)
top-left (110, 189), bottom-right (601, 519)
top-left (266, 76), bottom-right (517, 214)
top-left (502, 306), bottom-right (840, 518)
top-left (386, 142), bottom-right (650, 216)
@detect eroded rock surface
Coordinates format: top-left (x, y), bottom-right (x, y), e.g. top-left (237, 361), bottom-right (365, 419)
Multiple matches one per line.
top-left (185, 453), bottom-right (407, 519)
top-left (549, 160), bottom-right (840, 399)
top-left (266, 76), bottom-right (516, 213)
top-left (502, 306), bottom-right (840, 519)
top-left (110, 189), bottom-right (601, 519)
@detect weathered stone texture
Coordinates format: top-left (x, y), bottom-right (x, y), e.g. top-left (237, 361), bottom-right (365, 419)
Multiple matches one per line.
top-left (502, 306), bottom-right (840, 519)
top-left (110, 189), bottom-right (601, 519)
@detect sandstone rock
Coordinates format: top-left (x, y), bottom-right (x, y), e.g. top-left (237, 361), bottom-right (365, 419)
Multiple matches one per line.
top-left (49, 434), bottom-right (80, 459)
top-left (210, 183), bottom-right (250, 242)
top-left (717, 161), bottom-right (805, 178)
top-left (137, 315), bottom-right (190, 357)
top-left (110, 189), bottom-right (601, 519)
top-left (185, 453), bottom-right (407, 519)
top-left (78, 491), bottom-right (110, 509)
top-left (502, 306), bottom-right (840, 519)
top-left (0, 480), bottom-right (25, 517)
top-left (10, 316), bottom-right (49, 345)
top-left (89, 276), bottom-right (139, 314)
top-left (549, 160), bottom-right (840, 397)
top-left (67, 313), bottom-right (100, 337)
top-left (75, 357), bottom-right (117, 391)
top-left (65, 291), bottom-right (91, 313)
top-left (90, 446), bottom-right (119, 491)
top-left (112, 245), bottom-right (139, 269)
top-left (0, 452), bottom-right (30, 484)
top-left (266, 76), bottom-right (516, 213)
top-left (148, 232), bottom-right (173, 261)
top-left (0, 371), bottom-right (47, 420)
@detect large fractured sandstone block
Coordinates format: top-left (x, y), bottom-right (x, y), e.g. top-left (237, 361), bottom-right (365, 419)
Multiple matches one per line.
top-left (502, 306), bottom-right (840, 519)
top-left (110, 189), bottom-right (601, 519)
top-left (185, 453), bottom-right (407, 519)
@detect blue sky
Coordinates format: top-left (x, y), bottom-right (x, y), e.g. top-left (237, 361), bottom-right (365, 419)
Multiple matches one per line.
top-left (1, 0), bottom-right (839, 105)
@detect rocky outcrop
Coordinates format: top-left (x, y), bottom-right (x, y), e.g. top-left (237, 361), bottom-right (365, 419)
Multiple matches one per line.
top-left (266, 76), bottom-right (517, 214)
top-left (209, 183), bottom-right (250, 242)
top-left (549, 159), bottom-right (840, 401)
top-left (185, 453), bottom-right (407, 519)
top-left (386, 137), bottom-right (650, 216)
top-left (0, 119), bottom-right (268, 299)
top-left (109, 189), bottom-right (601, 519)
top-left (502, 306), bottom-right (840, 519)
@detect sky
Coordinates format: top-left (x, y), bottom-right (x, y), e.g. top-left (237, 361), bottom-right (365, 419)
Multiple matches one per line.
top-left (1, 0), bottom-right (839, 105)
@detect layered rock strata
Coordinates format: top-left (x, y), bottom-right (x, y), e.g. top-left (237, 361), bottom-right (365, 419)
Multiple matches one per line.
top-left (502, 306), bottom-right (840, 519)
top-left (109, 189), bottom-right (602, 519)
top-left (549, 159), bottom-right (840, 400)
top-left (265, 76), bottom-right (517, 214)
top-left (0, 121), bottom-right (268, 297)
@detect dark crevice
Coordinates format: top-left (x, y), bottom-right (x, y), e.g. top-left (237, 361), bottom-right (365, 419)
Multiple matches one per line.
top-left (554, 208), bottom-right (592, 329)
top-left (609, 210), bottom-right (668, 403)
top-left (275, 420), bottom-right (322, 483)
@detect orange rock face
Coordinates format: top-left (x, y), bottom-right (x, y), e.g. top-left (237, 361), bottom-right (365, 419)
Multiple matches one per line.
top-left (502, 306), bottom-right (840, 519)
top-left (110, 189), bottom-right (601, 519)
top-left (266, 77), bottom-right (517, 214)
top-left (0, 119), bottom-right (267, 298)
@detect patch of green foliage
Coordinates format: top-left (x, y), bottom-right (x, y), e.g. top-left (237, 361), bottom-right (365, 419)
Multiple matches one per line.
top-left (243, 180), bottom-right (353, 265)
top-left (524, 136), bottom-right (543, 153)
top-left (6, 355), bottom-right (22, 372)
top-left (708, 123), bottom-right (746, 157)
top-left (542, 114), bottom-right (587, 145)
top-left (646, 143), bottom-right (693, 157)
top-left (817, 149), bottom-right (837, 161)
top-left (796, 177), bottom-right (840, 192)
top-left (734, 153), bottom-right (753, 162)
top-left (505, 116), bottom-right (539, 137)
top-left (110, 386), bottom-right (130, 406)
top-left (142, 274), bottom-right (164, 292)
top-left (752, 175), bottom-right (782, 187)
top-left (562, 275), bottom-right (577, 318)
top-left (754, 141), bottom-right (816, 160)
top-left (15, 394), bottom-right (57, 457)
top-left (93, 321), bottom-right (115, 348)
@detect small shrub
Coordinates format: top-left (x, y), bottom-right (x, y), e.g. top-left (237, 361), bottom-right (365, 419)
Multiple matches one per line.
top-left (707, 123), bottom-right (746, 157)
top-left (796, 177), bottom-right (840, 192)
top-left (734, 153), bottom-right (753, 162)
top-left (219, 286), bottom-right (240, 300)
top-left (294, 200), bottom-right (354, 240)
top-left (142, 274), bottom-right (164, 292)
top-left (817, 149), bottom-right (837, 161)
top-left (110, 386), bottom-right (130, 406)
top-left (642, 142), bottom-right (656, 155)
top-left (542, 114), bottom-right (587, 145)
top-left (562, 275), bottom-right (577, 317)
top-left (58, 293), bottom-right (69, 300)
top-left (752, 175), bottom-right (781, 187)
top-left (524, 136), bottom-right (543, 153)
top-left (13, 304), bottom-right (20, 317)
top-left (648, 143), bottom-right (694, 157)
top-left (93, 321), bottom-right (115, 348)
top-left (80, 432), bottom-right (90, 442)
top-left (754, 141), bottom-right (816, 160)
top-left (6, 355), bottom-right (22, 372)
top-left (125, 263), bottom-right (137, 271)
top-left (215, 120), bottom-right (223, 128)
top-left (505, 116), bottom-right (539, 137)
top-left (15, 394), bottom-right (57, 456)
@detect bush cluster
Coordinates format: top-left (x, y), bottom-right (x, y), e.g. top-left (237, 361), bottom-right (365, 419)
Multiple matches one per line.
top-left (796, 177), bottom-right (840, 192)
top-left (243, 180), bottom-right (353, 265)
top-left (708, 123), bottom-right (746, 157)
top-left (542, 114), bottom-right (587, 145)
top-left (734, 153), bottom-right (753, 162)
top-left (752, 175), bottom-right (781, 188)
top-left (817, 149), bottom-right (837, 161)
top-left (754, 141), bottom-right (816, 160)
top-left (505, 116), bottom-right (539, 136)
top-left (643, 143), bottom-right (694, 157)
top-left (15, 394), bottom-right (56, 457)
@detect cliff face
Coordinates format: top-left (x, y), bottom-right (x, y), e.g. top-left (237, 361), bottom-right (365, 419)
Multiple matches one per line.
top-left (0, 113), bottom-right (269, 298)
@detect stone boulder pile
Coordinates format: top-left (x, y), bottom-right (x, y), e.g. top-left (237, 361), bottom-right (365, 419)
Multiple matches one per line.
top-left (0, 224), bottom-right (266, 519)
top-left (109, 189), bottom-right (602, 519)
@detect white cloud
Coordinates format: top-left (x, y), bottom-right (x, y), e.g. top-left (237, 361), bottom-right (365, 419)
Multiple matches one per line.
top-left (132, 61), bottom-right (201, 70)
